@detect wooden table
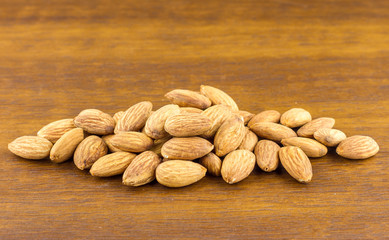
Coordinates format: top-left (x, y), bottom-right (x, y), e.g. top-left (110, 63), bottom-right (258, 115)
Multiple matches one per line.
top-left (1, 0), bottom-right (388, 239)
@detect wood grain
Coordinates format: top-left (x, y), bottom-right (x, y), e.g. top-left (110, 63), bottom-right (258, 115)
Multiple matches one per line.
top-left (1, 0), bottom-right (388, 239)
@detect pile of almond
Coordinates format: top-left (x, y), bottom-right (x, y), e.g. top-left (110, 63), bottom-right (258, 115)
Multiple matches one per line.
top-left (8, 85), bottom-right (380, 187)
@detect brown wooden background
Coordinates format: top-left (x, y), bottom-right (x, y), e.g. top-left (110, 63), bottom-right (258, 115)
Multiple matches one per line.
top-left (1, 0), bottom-right (388, 239)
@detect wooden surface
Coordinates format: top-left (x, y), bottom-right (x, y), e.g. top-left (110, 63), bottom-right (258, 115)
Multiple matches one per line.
top-left (1, 0), bottom-right (388, 239)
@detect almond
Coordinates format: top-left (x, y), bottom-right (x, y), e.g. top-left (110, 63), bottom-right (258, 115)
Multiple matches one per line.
top-left (102, 135), bottom-right (122, 153)
top-left (149, 136), bottom-right (172, 157)
top-left (50, 128), bottom-right (85, 163)
top-left (165, 89), bottom-right (212, 109)
top-left (238, 128), bottom-right (258, 151)
top-left (250, 122), bottom-right (297, 142)
top-left (248, 110), bottom-right (281, 127)
top-left (281, 137), bottom-right (327, 158)
top-left (336, 135), bottom-right (379, 159)
top-left (313, 128), bottom-right (347, 147)
top-left (179, 107), bottom-right (203, 114)
top-left (164, 113), bottom-right (212, 137)
top-left (110, 132), bottom-right (153, 152)
top-left (122, 151), bottom-right (161, 187)
top-left (236, 110), bottom-right (254, 125)
top-left (37, 119), bottom-right (76, 143)
top-left (144, 104), bottom-right (180, 139)
top-left (114, 101), bottom-right (153, 133)
top-left (279, 146), bottom-right (312, 183)
top-left (297, 117), bottom-right (335, 138)
top-left (74, 109), bottom-right (115, 135)
top-left (221, 150), bottom-right (256, 184)
top-left (200, 85), bottom-right (239, 111)
top-left (156, 160), bottom-right (207, 187)
top-left (254, 140), bottom-right (280, 172)
top-left (280, 108), bottom-right (312, 128)
top-left (214, 115), bottom-right (246, 156)
top-left (161, 137), bottom-right (214, 160)
top-left (8, 136), bottom-right (53, 160)
top-left (200, 105), bottom-right (232, 138)
top-left (90, 152), bottom-right (136, 177)
top-left (113, 111), bottom-right (124, 124)
top-left (73, 135), bottom-right (108, 170)
top-left (199, 152), bottom-right (222, 176)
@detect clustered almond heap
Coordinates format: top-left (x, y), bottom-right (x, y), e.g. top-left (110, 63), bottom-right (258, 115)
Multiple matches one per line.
top-left (8, 85), bottom-right (380, 187)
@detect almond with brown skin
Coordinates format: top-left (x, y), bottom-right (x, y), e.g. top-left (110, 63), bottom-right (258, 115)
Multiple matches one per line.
top-left (254, 140), bottom-right (280, 172)
top-left (200, 85), bottom-right (239, 111)
top-left (149, 136), bottom-right (172, 157)
top-left (165, 89), bottom-right (212, 109)
top-left (297, 117), bottom-right (335, 138)
top-left (221, 150), bottom-right (256, 184)
top-left (281, 137), bottom-right (328, 158)
top-left (102, 135), bottom-right (122, 153)
top-left (161, 137), bottom-right (214, 160)
top-left (179, 107), bottom-right (203, 114)
top-left (236, 110), bottom-right (254, 125)
top-left (165, 113), bottom-right (212, 137)
top-left (90, 152), bottom-right (136, 177)
top-left (200, 105), bottom-right (232, 138)
top-left (115, 101), bottom-right (153, 133)
top-left (279, 146), bottom-right (312, 183)
top-left (74, 109), bottom-right (115, 135)
top-left (248, 110), bottom-right (281, 127)
top-left (113, 111), bottom-right (124, 124)
top-left (144, 104), bottom-right (180, 139)
top-left (50, 128), bottom-right (85, 163)
top-left (37, 119), bottom-right (76, 143)
top-left (156, 160), bottom-right (207, 187)
top-left (250, 122), bottom-right (297, 142)
top-left (238, 128), bottom-right (258, 151)
top-left (122, 151), bottom-right (161, 187)
top-left (8, 136), bottom-right (53, 160)
top-left (313, 128), bottom-right (347, 147)
top-left (199, 152), bottom-right (222, 176)
top-left (110, 132), bottom-right (153, 152)
top-left (214, 115), bottom-right (246, 157)
top-left (280, 108), bottom-right (312, 128)
top-left (73, 135), bottom-right (108, 170)
top-left (336, 135), bottom-right (379, 159)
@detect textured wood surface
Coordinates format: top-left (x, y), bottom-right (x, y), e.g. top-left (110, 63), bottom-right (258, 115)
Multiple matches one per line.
top-left (1, 0), bottom-right (388, 239)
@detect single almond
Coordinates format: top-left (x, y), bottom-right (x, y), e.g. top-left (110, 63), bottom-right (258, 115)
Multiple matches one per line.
top-left (221, 150), bottom-right (256, 184)
top-left (238, 128), bottom-right (258, 151)
top-left (74, 109), bottom-right (115, 135)
top-left (8, 136), bottom-right (53, 160)
top-left (149, 136), bottom-right (172, 157)
top-left (113, 111), bottom-right (124, 124)
top-left (165, 89), bottom-right (212, 109)
top-left (161, 137), bottom-right (214, 160)
top-left (254, 140), bottom-right (280, 172)
top-left (214, 115), bottom-right (246, 157)
top-left (111, 132), bottom-right (153, 152)
top-left (279, 146), bottom-right (312, 183)
top-left (336, 135), bottom-right (379, 159)
top-left (156, 160), bottom-right (207, 187)
top-left (200, 105), bottom-right (232, 138)
top-left (37, 119), bottom-right (76, 143)
top-left (199, 152), bottom-right (222, 176)
top-left (73, 135), bottom-right (108, 170)
top-left (164, 113), bottom-right (212, 137)
top-left (235, 110), bottom-right (254, 125)
top-left (280, 108), bottom-right (312, 128)
top-left (200, 85), bottom-right (239, 111)
top-left (250, 122), bottom-right (297, 142)
top-left (144, 104), bottom-right (180, 139)
top-left (297, 117), bottom-right (335, 138)
top-left (114, 101), bottom-right (153, 133)
top-left (313, 128), bottom-right (347, 147)
top-left (90, 152), bottom-right (136, 177)
top-left (248, 110), bottom-right (281, 127)
top-left (50, 128), bottom-right (85, 163)
top-left (122, 151), bottom-right (161, 187)
top-left (179, 107), bottom-right (203, 114)
top-left (102, 135), bottom-right (122, 153)
top-left (281, 137), bottom-right (327, 158)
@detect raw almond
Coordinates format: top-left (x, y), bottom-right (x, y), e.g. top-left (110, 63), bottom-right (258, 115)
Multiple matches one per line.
top-left (102, 135), bottom-right (122, 153)
top-left (297, 117), bottom-right (335, 138)
top-left (122, 151), bottom-right (161, 187)
top-left (149, 136), bottom-right (172, 157)
top-left (8, 136), bottom-right (53, 160)
top-left (165, 89), bottom-right (212, 109)
top-left (161, 137), bottom-right (214, 160)
top-left (113, 111), bottom-right (124, 124)
top-left (199, 152), bottom-right (222, 176)
top-left (254, 140), bottom-right (280, 172)
top-left (110, 132), bottom-right (153, 152)
top-left (236, 110), bottom-right (254, 125)
top-left (200, 85), bottom-right (239, 111)
top-left (50, 128), bottom-right (84, 163)
top-left (164, 113), bottom-right (212, 137)
top-left (248, 110), bottom-right (281, 127)
top-left (179, 107), bottom-right (203, 114)
top-left (279, 146), bottom-right (312, 183)
top-left (238, 128), bottom-right (258, 151)
top-left (281, 137), bottom-right (327, 158)
top-left (73, 135), bottom-right (108, 170)
top-left (200, 105), bottom-right (232, 138)
top-left (214, 115), bottom-right (246, 156)
top-left (336, 135), bottom-right (379, 159)
top-left (74, 109), bottom-right (115, 135)
top-left (156, 160), bottom-right (207, 187)
top-left (115, 101), bottom-right (153, 133)
top-left (250, 122), bottom-right (297, 142)
top-left (37, 119), bottom-right (76, 143)
top-left (221, 150), bottom-right (256, 184)
top-left (280, 108), bottom-right (312, 128)
top-left (313, 128), bottom-right (347, 147)
top-left (144, 104), bottom-right (180, 139)
top-left (90, 152), bottom-right (136, 177)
